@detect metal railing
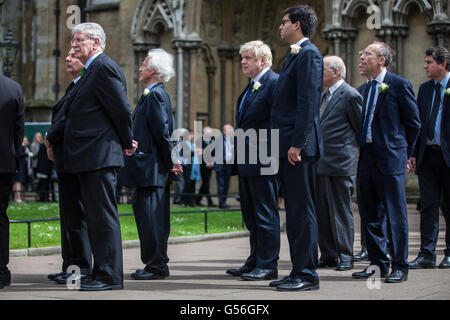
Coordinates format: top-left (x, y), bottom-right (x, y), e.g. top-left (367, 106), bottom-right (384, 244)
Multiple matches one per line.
top-left (10, 208), bottom-right (244, 249)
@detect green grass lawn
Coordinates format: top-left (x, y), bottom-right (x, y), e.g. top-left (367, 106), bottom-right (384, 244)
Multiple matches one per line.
top-left (7, 202), bottom-right (245, 250)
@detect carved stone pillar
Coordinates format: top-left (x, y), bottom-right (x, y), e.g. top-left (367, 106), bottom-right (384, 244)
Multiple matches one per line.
top-left (426, 0), bottom-right (450, 49)
top-left (217, 41), bottom-right (237, 129)
top-left (206, 65), bottom-right (217, 126)
top-left (376, 26), bottom-right (409, 76)
top-left (172, 36), bottom-right (203, 129)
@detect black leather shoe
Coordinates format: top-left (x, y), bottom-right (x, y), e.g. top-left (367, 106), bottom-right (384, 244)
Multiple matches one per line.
top-left (276, 278), bottom-right (319, 291)
top-left (352, 266), bottom-right (387, 279)
top-left (48, 271), bottom-right (66, 282)
top-left (409, 256), bottom-right (436, 269)
top-left (336, 260), bottom-right (353, 271)
top-left (0, 270), bottom-right (11, 286)
top-left (439, 256), bottom-right (450, 269)
top-left (269, 276), bottom-right (292, 287)
top-left (55, 273), bottom-right (88, 284)
top-left (318, 257), bottom-right (338, 268)
top-left (240, 268), bottom-right (277, 281)
top-left (131, 269), bottom-right (169, 280)
top-left (79, 279), bottom-right (123, 291)
top-left (353, 249), bottom-right (368, 261)
top-left (226, 265), bottom-right (253, 277)
top-left (385, 270), bottom-right (408, 283)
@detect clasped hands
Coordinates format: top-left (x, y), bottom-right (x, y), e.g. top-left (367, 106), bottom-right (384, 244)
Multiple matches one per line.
top-left (287, 146), bottom-right (302, 165)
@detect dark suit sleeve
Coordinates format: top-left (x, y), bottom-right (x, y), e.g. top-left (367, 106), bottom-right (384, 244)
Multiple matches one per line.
top-left (46, 117), bottom-right (65, 146)
top-left (146, 90), bottom-right (173, 171)
top-left (292, 48), bottom-right (323, 149)
top-left (346, 90), bottom-right (363, 144)
top-left (14, 85), bottom-right (25, 156)
top-left (95, 62), bottom-right (133, 150)
top-left (398, 79), bottom-right (421, 157)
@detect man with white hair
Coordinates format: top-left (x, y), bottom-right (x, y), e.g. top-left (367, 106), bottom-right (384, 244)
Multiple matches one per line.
top-left (63, 22), bottom-right (137, 291)
top-left (315, 55), bottom-right (362, 271)
top-left (119, 48), bottom-right (182, 281)
top-left (225, 40), bottom-right (280, 281)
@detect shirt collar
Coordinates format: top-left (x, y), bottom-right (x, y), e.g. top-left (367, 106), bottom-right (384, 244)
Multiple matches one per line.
top-left (84, 51), bottom-right (103, 70)
top-left (437, 72), bottom-right (450, 89)
top-left (373, 68), bottom-right (387, 84)
top-left (146, 82), bottom-right (161, 91)
top-left (328, 79), bottom-right (344, 96)
top-left (252, 67), bottom-right (270, 84)
top-left (73, 76), bottom-right (81, 84)
top-left (296, 38), bottom-right (309, 47)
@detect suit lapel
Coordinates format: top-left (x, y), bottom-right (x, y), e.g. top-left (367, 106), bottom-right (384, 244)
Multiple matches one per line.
top-left (281, 40), bottom-right (310, 72)
top-left (64, 53), bottom-right (104, 115)
top-left (238, 70), bottom-right (271, 124)
top-left (321, 83), bottom-right (345, 121)
top-left (440, 78), bottom-right (450, 134)
top-left (373, 71), bottom-right (391, 118)
top-left (236, 82), bottom-right (252, 124)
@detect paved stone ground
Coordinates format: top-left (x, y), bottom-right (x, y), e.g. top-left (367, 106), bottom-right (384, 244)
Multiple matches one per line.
top-left (0, 203), bottom-right (449, 302)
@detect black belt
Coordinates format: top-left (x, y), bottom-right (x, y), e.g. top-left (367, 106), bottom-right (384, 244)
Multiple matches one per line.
top-left (426, 145), bottom-right (441, 151)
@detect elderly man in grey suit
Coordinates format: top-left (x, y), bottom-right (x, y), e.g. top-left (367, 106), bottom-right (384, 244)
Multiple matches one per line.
top-left (315, 55), bottom-right (363, 271)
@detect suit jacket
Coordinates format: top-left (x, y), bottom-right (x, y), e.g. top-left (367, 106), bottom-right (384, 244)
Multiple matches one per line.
top-left (317, 81), bottom-right (363, 176)
top-left (414, 79), bottom-right (450, 168)
top-left (0, 74), bottom-right (24, 174)
top-left (271, 39), bottom-right (323, 158)
top-left (63, 53), bottom-right (133, 173)
top-left (119, 83), bottom-right (175, 188)
top-left (235, 69), bottom-right (279, 176)
top-left (360, 71), bottom-right (421, 175)
top-left (46, 82), bottom-right (75, 173)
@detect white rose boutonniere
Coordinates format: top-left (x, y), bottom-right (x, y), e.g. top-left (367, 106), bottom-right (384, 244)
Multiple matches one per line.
top-left (444, 87), bottom-right (450, 96)
top-left (143, 88), bottom-right (150, 96)
top-left (250, 81), bottom-right (262, 96)
top-left (290, 44), bottom-right (301, 56)
top-left (378, 83), bottom-right (389, 94)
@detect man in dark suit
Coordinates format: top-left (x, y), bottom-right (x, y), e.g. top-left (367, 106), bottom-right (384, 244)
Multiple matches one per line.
top-left (196, 126), bottom-right (215, 207)
top-left (269, 5), bottom-right (323, 291)
top-left (63, 23), bottom-right (136, 291)
top-left (214, 124), bottom-right (234, 209)
top-left (0, 73), bottom-right (24, 289)
top-left (45, 49), bottom-right (92, 284)
top-left (316, 56), bottom-right (362, 271)
top-left (352, 42), bottom-right (421, 283)
top-left (225, 40), bottom-right (280, 281)
top-left (119, 48), bottom-right (182, 280)
top-left (408, 46), bottom-right (450, 269)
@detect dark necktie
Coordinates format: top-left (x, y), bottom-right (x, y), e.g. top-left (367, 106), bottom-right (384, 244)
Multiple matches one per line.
top-left (238, 81), bottom-right (253, 122)
top-left (427, 82), bottom-right (441, 140)
top-left (361, 80), bottom-right (378, 146)
top-left (320, 89), bottom-right (330, 118)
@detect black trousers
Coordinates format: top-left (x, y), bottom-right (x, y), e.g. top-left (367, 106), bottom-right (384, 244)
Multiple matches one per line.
top-left (57, 172), bottom-right (92, 275)
top-left (278, 158), bottom-right (319, 283)
top-left (76, 167), bottom-right (123, 285)
top-left (239, 175), bottom-right (280, 270)
top-left (0, 174), bottom-right (14, 271)
top-left (196, 164), bottom-right (213, 205)
top-left (132, 183), bottom-right (171, 275)
top-left (417, 147), bottom-right (450, 260)
top-left (216, 165), bottom-right (232, 207)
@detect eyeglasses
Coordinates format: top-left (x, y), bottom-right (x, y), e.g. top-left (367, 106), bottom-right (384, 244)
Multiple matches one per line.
top-left (281, 19), bottom-right (291, 26)
top-left (71, 36), bottom-right (92, 44)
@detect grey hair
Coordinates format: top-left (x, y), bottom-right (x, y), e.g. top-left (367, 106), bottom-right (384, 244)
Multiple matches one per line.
top-left (372, 41), bottom-right (393, 67)
top-left (239, 40), bottom-right (273, 68)
top-left (147, 48), bottom-right (175, 82)
top-left (72, 23), bottom-right (106, 51)
top-left (325, 55), bottom-right (346, 80)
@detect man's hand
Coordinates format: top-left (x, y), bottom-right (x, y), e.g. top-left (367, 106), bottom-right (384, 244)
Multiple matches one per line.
top-left (124, 140), bottom-right (138, 156)
top-left (407, 157), bottom-right (416, 172)
top-left (287, 146), bottom-right (302, 165)
top-left (44, 138), bottom-right (52, 149)
top-left (170, 162), bottom-right (183, 175)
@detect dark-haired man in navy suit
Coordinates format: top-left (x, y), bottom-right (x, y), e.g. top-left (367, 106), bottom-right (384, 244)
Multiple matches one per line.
top-left (270, 5), bottom-right (323, 291)
top-left (352, 42), bottom-right (421, 283)
top-left (408, 46), bottom-right (450, 269)
top-left (225, 40), bottom-right (280, 281)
